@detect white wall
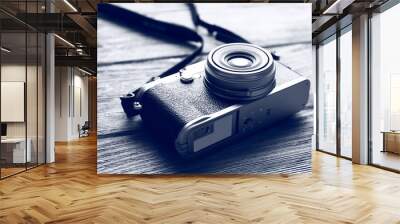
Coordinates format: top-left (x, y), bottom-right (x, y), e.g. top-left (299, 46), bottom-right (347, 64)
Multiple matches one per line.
top-left (54, 67), bottom-right (89, 141)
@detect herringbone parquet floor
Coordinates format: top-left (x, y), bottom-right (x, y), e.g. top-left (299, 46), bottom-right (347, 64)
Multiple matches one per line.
top-left (1, 135), bottom-right (400, 224)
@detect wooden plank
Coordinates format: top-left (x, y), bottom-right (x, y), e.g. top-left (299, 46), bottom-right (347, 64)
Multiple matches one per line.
top-left (97, 3), bottom-right (313, 174)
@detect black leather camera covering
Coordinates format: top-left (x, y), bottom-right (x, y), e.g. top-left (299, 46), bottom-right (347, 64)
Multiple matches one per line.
top-left (140, 71), bottom-right (234, 147)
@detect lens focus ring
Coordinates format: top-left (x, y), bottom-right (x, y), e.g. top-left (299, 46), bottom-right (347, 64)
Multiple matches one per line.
top-left (205, 43), bottom-right (276, 101)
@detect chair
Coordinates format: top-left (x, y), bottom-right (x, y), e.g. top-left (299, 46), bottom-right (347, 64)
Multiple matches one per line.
top-left (79, 121), bottom-right (90, 138)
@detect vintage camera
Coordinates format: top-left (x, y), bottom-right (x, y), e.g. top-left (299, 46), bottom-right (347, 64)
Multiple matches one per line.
top-left (134, 43), bottom-right (310, 159)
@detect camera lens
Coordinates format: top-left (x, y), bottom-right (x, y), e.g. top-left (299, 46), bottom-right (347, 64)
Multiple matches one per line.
top-left (227, 55), bottom-right (253, 68)
top-left (204, 43), bottom-right (276, 101)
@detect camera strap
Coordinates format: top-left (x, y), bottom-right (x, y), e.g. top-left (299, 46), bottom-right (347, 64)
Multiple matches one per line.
top-left (99, 3), bottom-right (276, 117)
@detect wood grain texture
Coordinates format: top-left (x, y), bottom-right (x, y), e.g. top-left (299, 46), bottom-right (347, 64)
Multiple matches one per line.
top-left (1, 135), bottom-right (400, 223)
top-left (97, 3), bottom-right (313, 174)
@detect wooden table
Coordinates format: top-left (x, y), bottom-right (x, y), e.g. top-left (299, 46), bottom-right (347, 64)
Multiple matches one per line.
top-left (97, 3), bottom-right (313, 174)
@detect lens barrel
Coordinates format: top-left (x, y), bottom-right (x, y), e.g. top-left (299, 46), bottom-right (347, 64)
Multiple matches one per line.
top-left (204, 43), bottom-right (276, 101)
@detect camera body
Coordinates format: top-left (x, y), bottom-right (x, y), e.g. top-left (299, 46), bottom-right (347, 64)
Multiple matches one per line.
top-left (138, 44), bottom-right (310, 159)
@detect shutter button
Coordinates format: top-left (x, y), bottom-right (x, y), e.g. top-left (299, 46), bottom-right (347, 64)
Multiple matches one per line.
top-left (180, 70), bottom-right (194, 84)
